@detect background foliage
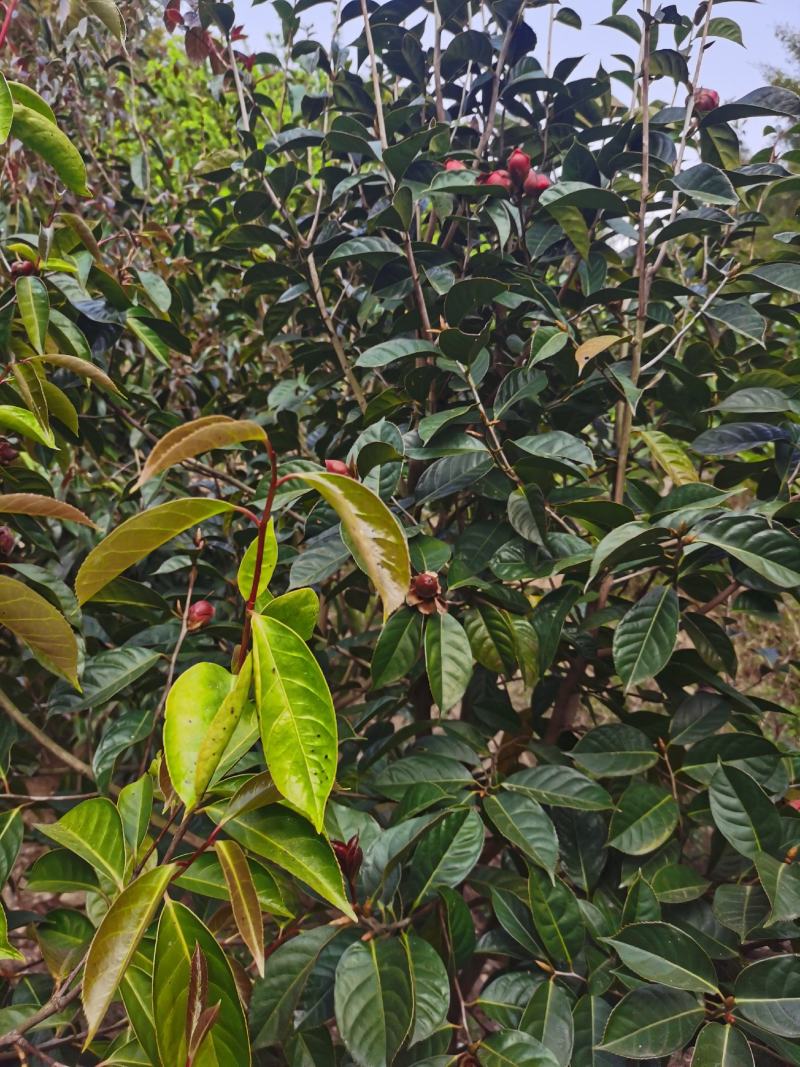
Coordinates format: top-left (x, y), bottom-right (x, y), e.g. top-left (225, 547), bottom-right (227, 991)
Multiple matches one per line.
top-left (2, 0), bottom-right (800, 1064)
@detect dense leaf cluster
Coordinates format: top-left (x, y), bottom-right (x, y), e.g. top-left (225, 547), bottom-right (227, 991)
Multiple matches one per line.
top-left (2, 0), bottom-right (800, 1064)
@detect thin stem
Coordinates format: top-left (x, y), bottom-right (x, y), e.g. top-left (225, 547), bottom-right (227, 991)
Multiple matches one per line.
top-left (358, 0), bottom-right (388, 150)
top-left (432, 0), bottom-right (446, 122)
top-left (0, 0), bottom-right (20, 50)
top-left (0, 688), bottom-right (93, 779)
top-left (476, 5), bottom-right (524, 159)
top-left (307, 250), bottom-right (367, 412)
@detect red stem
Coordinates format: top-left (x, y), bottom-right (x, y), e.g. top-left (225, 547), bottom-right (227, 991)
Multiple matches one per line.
top-left (0, 0), bottom-right (19, 49)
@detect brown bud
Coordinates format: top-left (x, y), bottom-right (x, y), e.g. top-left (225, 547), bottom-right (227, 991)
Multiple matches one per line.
top-left (187, 599), bottom-right (215, 630)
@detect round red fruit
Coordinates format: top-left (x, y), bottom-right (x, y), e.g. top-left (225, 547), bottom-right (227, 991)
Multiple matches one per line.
top-left (485, 169), bottom-right (513, 191)
top-left (523, 170), bottom-right (551, 198)
top-left (10, 260), bottom-right (36, 278)
top-left (507, 147), bottom-right (531, 185)
top-left (413, 572), bottom-right (440, 599)
top-left (187, 600), bottom-right (215, 629)
top-left (445, 159), bottom-right (467, 171)
top-left (325, 459), bottom-right (352, 477)
top-left (694, 87), bottom-right (719, 112)
top-left (0, 526), bottom-right (16, 555)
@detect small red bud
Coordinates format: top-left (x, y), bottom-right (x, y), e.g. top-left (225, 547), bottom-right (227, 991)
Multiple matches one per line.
top-left (325, 459), bottom-right (353, 477)
top-left (507, 147), bottom-right (531, 185)
top-left (10, 260), bottom-right (36, 278)
top-left (523, 170), bottom-right (551, 197)
top-left (0, 526), bottom-right (16, 555)
top-left (484, 169), bottom-right (513, 191)
top-left (331, 835), bottom-right (362, 883)
top-left (0, 439), bottom-right (18, 464)
top-left (693, 87), bottom-right (719, 112)
top-left (445, 159), bottom-right (467, 171)
top-left (187, 599), bottom-right (215, 630)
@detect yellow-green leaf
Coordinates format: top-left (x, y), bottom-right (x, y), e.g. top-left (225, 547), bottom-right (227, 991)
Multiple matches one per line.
top-left (251, 614), bottom-right (337, 832)
top-left (82, 864), bottom-right (175, 1046)
top-left (294, 471), bottom-right (410, 618)
top-left (0, 904), bottom-right (23, 961)
top-left (73, 0), bottom-right (126, 40)
top-left (575, 334), bottom-right (620, 374)
top-left (31, 353), bottom-right (122, 395)
top-left (74, 498), bottom-right (235, 604)
top-left (165, 658), bottom-right (254, 810)
top-left (7, 81), bottom-right (56, 123)
top-left (216, 839), bottom-right (264, 976)
top-left (262, 587), bottom-right (319, 639)
top-left (636, 428), bottom-right (698, 486)
top-left (237, 519), bottom-right (278, 608)
top-left (0, 72), bottom-right (12, 144)
top-left (133, 415), bottom-right (266, 490)
top-left (37, 798), bottom-right (125, 888)
top-left (0, 492), bottom-right (96, 527)
top-left (15, 276), bottom-right (49, 354)
top-left (11, 102), bottom-right (89, 196)
top-left (0, 404), bottom-right (55, 447)
top-left (0, 575), bottom-right (79, 687)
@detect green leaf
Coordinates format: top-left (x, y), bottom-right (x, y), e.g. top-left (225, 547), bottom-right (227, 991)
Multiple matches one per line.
top-left (164, 658), bottom-right (253, 810)
top-left (0, 809), bottom-right (22, 885)
top-left (404, 933), bottom-right (450, 1045)
top-left (262, 587), bottom-right (318, 638)
top-left (334, 939), bottom-right (413, 1067)
top-left (709, 764), bottom-right (783, 860)
top-left (695, 513), bottom-right (800, 589)
top-left (571, 995), bottom-right (621, 1067)
top-left (636, 429), bottom-right (698, 485)
top-left (484, 792), bottom-right (558, 875)
top-left (705, 300), bottom-right (766, 345)
top-left (755, 851), bottom-right (800, 925)
top-left (55, 647), bottom-right (159, 712)
top-left (10, 102), bottom-right (89, 195)
top-left (134, 415), bottom-right (266, 490)
top-left (0, 404), bottom-right (55, 447)
top-left (572, 724), bottom-right (657, 777)
top-left (36, 908), bottom-right (93, 979)
top-left (79, 0), bottom-right (126, 40)
top-left (0, 575), bottom-right (79, 687)
top-left (478, 1030), bottom-right (560, 1067)
top-left (154, 898), bottom-right (251, 1067)
top-left (82, 864), bottom-right (175, 1045)
top-left (621, 873), bottom-right (661, 925)
top-left (607, 782), bottom-right (679, 855)
top-left (0, 905), bottom-right (23, 961)
top-left (503, 766), bottom-right (612, 812)
top-left (173, 851), bottom-right (292, 917)
top-left (75, 498), bottom-right (235, 603)
top-left (464, 604), bottom-right (517, 674)
top-left (424, 612), bottom-right (473, 711)
top-left (294, 472), bottom-right (410, 618)
top-left (216, 838), bottom-right (265, 976)
top-left (409, 808), bottom-right (485, 907)
top-left (734, 955), bottom-right (800, 1037)
top-left (25, 849), bottom-right (98, 894)
top-left (0, 71), bottom-right (11, 143)
top-left (672, 163), bottom-right (737, 205)
top-left (612, 587), bottom-right (679, 690)
top-left (528, 867), bottom-right (584, 969)
top-left (237, 520), bottom-right (278, 609)
top-left (519, 980), bottom-right (574, 1063)
top-left (372, 607), bottom-right (422, 687)
top-left (117, 775), bottom-right (153, 856)
top-left (599, 986), bottom-right (703, 1059)
top-left (206, 803), bottom-right (355, 920)
top-left (603, 922), bottom-right (719, 994)
top-left (194, 657), bottom-right (254, 804)
top-left (251, 614), bottom-right (336, 832)
top-left (15, 275), bottom-right (49, 355)
top-left (37, 797), bottom-right (125, 889)
top-left (692, 1023), bottom-right (754, 1067)
top-left (356, 338), bottom-right (438, 368)
top-left (250, 925), bottom-right (345, 1046)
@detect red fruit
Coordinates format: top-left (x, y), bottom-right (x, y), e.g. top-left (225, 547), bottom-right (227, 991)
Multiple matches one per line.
top-left (507, 147), bottom-right (531, 185)
top-left (485, 169), bottom-right (513, 191)
top-left (413, 572), bottom-right (440, 599)
top-left (523, 170), bottom-right (551, 198)
top-left (445, 159), bottom-right (467, 171)
top-left (187, 599), bottom-right (215, 630)
top-left (0, 526), bottom-right (16, 555)
top-left (694, 87), bottom-right (719, 112)
top-left (789, 798), bottom-right (800, 812)
top-left (325, 459), bottom-right (352, 477)
top-left (10, 260), bottom-right (35, 278)
top-left (0, 439), bottom-right (18, 464)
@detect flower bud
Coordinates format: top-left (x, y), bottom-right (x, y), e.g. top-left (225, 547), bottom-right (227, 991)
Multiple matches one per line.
top-left (325, 459), bottom-right (353, 477)
top-left (523, 171), bottom-right (551, 198)
top-left (331, 835), bottom-right (363, 883)
top-left (445, 159), bottom-right (467, 171)
top-left (187, 599), bottom-right (215, 630)
top-left (507, 147), bottom-right (531, 185)
top-left (0, 439), bottom-right (18, 464)
top-left (485, 169), bottom-right (513, 191)
top-left (0, 526), bottom-right (16, 555)
top-left (693, 87), bottom-right (719, 112)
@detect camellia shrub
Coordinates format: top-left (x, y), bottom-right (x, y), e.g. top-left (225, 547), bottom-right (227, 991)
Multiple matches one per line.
top-left (2, 0), bottom-right (800, 1063)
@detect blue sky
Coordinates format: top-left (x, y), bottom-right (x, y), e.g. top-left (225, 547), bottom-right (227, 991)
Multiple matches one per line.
top-left (235, 0), bottom-right (798, 119)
